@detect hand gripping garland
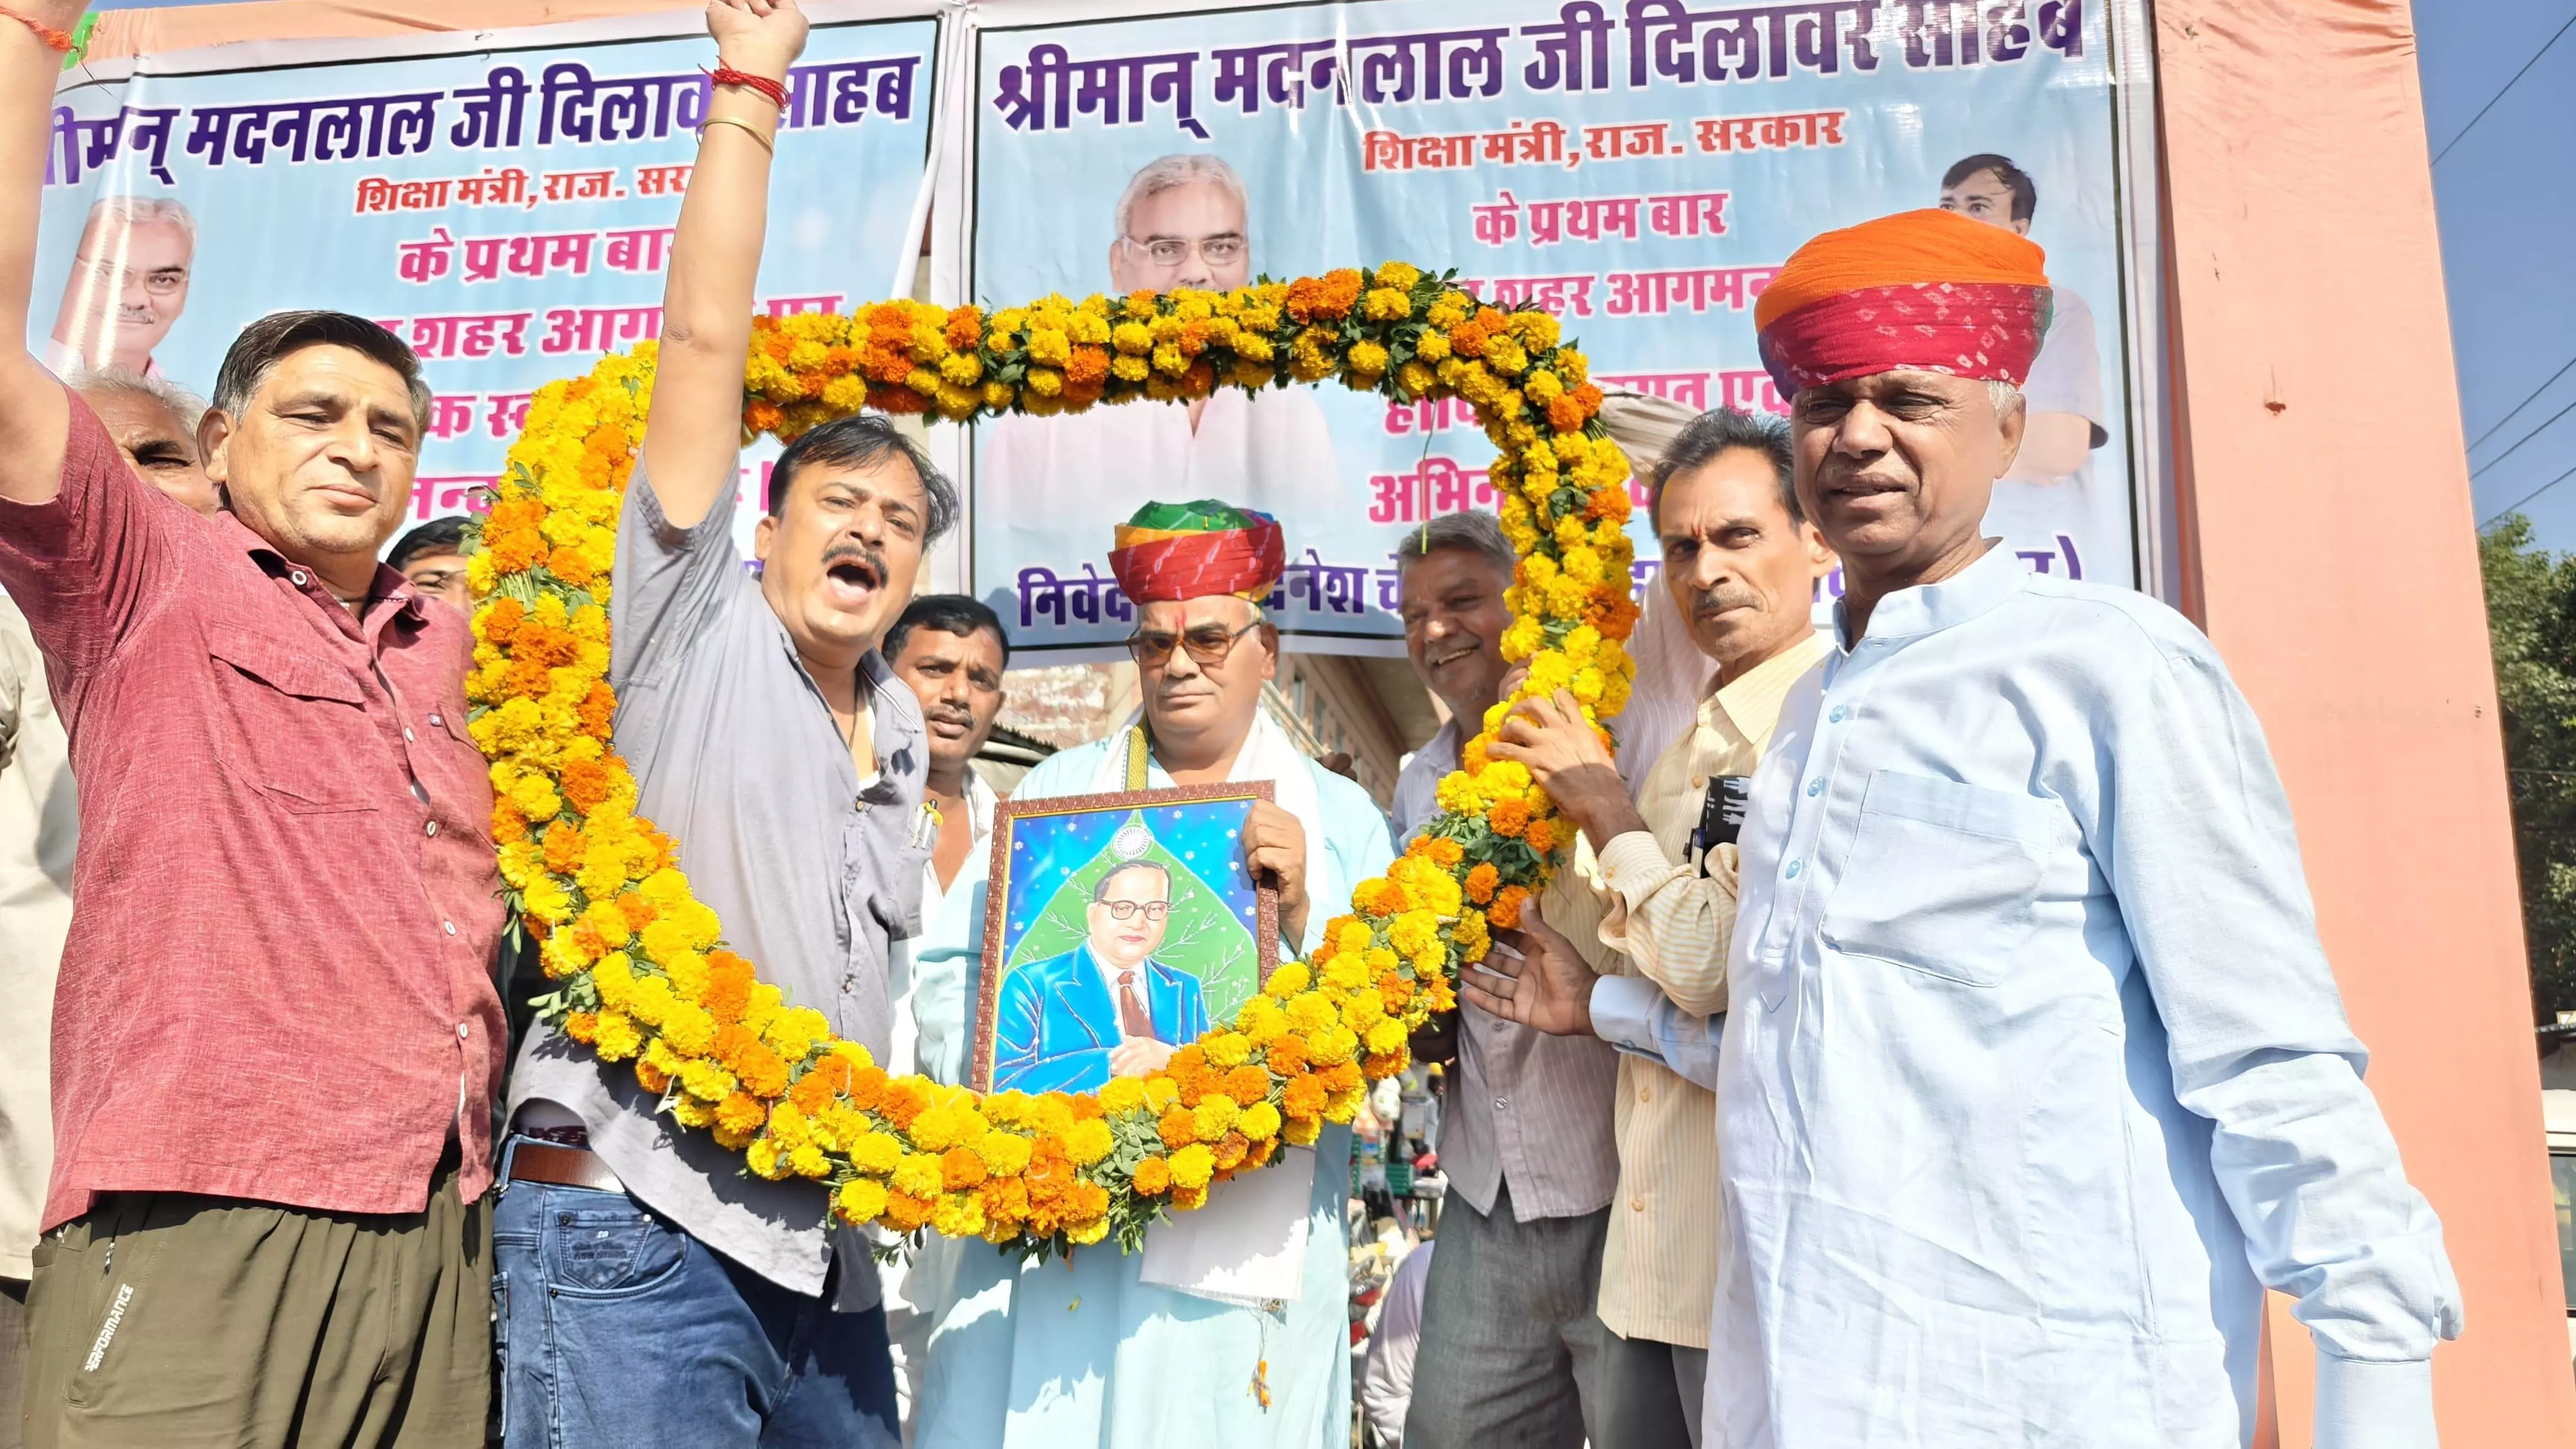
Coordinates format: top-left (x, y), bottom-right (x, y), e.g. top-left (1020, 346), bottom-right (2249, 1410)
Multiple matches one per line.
top-left (465, 264), bottom-right (1637, 1256)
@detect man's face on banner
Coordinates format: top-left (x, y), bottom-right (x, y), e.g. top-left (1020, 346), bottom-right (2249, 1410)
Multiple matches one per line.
top-left (59, 214), bottom-right (193, 374)
top-left (1938, 169), bottom-right (2029, 237)
top-left (1111, 181), bottom-right (1252, 292)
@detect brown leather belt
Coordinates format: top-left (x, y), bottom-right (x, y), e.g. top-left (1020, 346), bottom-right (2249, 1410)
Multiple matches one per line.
top-left (508, 1141), bottom-right (627, 1195)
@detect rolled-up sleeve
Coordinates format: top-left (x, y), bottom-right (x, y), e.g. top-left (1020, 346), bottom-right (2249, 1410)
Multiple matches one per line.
top-left (1594, 831), bottom-right (1737, 1017)
top-left (1589, 974), bottom-right (1721, 1091)
top-left (2101, 627), bottom-right (2459, 1438)
top-left (608, 462), bottom-right (745, 691)
top-left (0, 388), bottom-right (174, 674)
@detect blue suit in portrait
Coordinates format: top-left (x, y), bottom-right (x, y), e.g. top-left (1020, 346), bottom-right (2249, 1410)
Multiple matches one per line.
top-left (991, 942), bottom-right (1209, 1094)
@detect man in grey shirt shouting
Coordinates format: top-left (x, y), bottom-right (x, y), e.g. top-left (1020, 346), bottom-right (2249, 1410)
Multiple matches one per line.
top-left (496, 3), bottom-right (943, 1445)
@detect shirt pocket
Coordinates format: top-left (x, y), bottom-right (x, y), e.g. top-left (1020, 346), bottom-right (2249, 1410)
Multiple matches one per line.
top-left (1819, 770), bottom-right (2057, 987)
top-left (204, 622), bottom-right (379, 814)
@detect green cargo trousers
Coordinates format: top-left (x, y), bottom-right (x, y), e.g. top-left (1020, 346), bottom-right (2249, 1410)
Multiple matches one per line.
top-left (19, 1156), bottom-right (489, 1449)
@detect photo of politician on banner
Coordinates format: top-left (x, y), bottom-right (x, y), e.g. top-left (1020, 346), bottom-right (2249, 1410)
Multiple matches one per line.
top-left (967, 0), bottom-right (2130, 658)
top-left (972, 783), bottom-right (1282, 1097)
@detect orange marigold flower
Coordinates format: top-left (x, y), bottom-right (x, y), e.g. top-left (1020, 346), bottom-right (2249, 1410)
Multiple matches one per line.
top-left (1363, 880), bottom-right (1408, 917)
top-left (563, 1011), bottom-right (599, 1044)
top-left (718, 1026), bottom-right (791, 1099)
top-left (1522, 816), bottom-right (1558, 853)
top-left (1065, 346), bottom-right (1109, 386)
top-left (634, 1057), bottom-right (669, 1094)
top-left (716, 1091), bottom-right (767, 1136)
top-left (980, 1176), bottom-right (1031, 1227)
top-left (577, 682), bottom-right (618, 739)
top-left (745, 400), bottom-right (786, 435)
top-left (1282, 1075), bottom-right (1328, 1118)
top-left (492, 803), bottom-right (530, 845)
top-left (1490, 884), bottom-right (1531, 930)
top-left (1246, 1136), bottom-right (1279, 1169)
top-left (1133, 1156), bottom-right (1172, 1196)
top-left (944, 306), bottom-right (984, 351)
top-left (1223, 1065), bottom-right (1272, 1103)
top-left (941, 1146), bottom-right (987, 1192)
top-left (879, 1079), bottom-right (931, 1130)
top-left (1266, 1037), bottom-right (1311, 1075)
top-left (1157, 1106), bottom-right (1198, 1151)
top-left (560, 759), bottom-right (614, 813)
top-left (1546, 395), bottom-right (1589, 434)
top-left (1488, 799), bottom-right (1533, 836)
top-left (1212, 1131), bottom-right (1249, 1172)
top-left (883, 1191), bottom-right (934, 1235)
top-left (541, 823), bottom-right (587, 874)
top-left (1463, 861), bottom-right (1501, 904)
top-left (1363, 1050), bottom-right (1408, 1079)
top-left (845, 1064), bottom-right (889, 1113)
top-left (1318, 1062), bottom-right (1364, 1094)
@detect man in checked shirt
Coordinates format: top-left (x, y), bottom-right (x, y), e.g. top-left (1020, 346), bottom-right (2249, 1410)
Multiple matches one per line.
top-left (1484, 408), bottom-right (1835, 1449)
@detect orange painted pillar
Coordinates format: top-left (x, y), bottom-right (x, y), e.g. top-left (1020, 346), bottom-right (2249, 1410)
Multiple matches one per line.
top-left (2154, 1), bottom-right (2575, 1441)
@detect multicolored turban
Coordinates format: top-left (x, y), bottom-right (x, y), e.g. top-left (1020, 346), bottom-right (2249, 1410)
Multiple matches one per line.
top-left (1108, 500), bottom-right (1285, 604)
top-left (1753, 208), bottom-right (2053, 397)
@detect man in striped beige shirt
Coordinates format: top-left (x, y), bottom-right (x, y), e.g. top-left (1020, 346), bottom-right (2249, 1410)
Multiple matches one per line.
top-left (1390, 511), bottom-right (1621, 1449)
top-left (1484, 408), bottom-right (1835, 1448)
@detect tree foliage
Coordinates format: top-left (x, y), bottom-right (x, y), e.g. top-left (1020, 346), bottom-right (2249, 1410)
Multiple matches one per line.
top-left (2479, 514), bottom-right (2576, 1022)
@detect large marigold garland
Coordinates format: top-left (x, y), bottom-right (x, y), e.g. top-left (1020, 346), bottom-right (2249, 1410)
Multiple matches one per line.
top-left (465, 263), bottom-right (1637, 1256)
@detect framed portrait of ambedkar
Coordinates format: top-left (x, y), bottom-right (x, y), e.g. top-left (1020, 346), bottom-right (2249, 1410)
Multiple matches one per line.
top-left (970, 783), bottom-right (1281, 1095)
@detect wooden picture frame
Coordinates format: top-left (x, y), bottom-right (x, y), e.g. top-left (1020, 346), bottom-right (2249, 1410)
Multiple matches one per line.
top-left (970, 781), bottom-right (1280, 1095)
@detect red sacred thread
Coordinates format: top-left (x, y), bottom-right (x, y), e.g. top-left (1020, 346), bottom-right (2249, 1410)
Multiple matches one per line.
top-left (0, 5), bottom-right (75, 52)
top-left (705, 66), bottom-right (789, 110)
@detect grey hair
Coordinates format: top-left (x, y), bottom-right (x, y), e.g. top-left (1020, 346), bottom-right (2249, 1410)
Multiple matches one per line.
top-left (67, 364), bottom-right (208, 436)
top-left (1114, 153), bottom-right (1247, 242)
top-left (1986, 379), bottom-right (2026, 417)
top-left (1652, 408), bottom-right (1800, 528)
top-left (1395, 509), bottom-right (1516, 579)
top-left (213, 310), bottom-right (433, 433)
top-left (82, 194), bottom-right (197, 248)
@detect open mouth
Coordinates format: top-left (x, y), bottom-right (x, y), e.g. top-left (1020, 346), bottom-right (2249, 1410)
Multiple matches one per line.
top-left (823, 557), bottom-right (882, 607)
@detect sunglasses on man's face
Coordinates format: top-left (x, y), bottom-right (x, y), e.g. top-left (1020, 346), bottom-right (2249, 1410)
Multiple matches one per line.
top-left (1125, 618), bottom-right (1261, 670)
top-left (1098, 900), bottom-right (1172, 921)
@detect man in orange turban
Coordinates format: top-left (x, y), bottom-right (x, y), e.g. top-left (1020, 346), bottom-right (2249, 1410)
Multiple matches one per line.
top-left (1482, 209), bottom-right (2462, 1447)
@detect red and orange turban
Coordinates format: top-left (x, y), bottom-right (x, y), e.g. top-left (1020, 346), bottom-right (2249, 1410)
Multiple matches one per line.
top-left (1108, 499), bottom-right (1285, 604)
top-left (1754, 208), bottom-right (2053, 397)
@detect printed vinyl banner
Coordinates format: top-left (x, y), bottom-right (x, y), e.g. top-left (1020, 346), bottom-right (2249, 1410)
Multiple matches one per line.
top-left (35, 13), bottom-right (940, 558)
top-left (969, 0), bottom-right (2128, 657)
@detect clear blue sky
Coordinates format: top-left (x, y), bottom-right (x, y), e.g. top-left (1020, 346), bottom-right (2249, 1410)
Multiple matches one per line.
top-left (2419, 2), bottom-right (2576, 547)
top-left (82, 1), bottom-right (2574, 547)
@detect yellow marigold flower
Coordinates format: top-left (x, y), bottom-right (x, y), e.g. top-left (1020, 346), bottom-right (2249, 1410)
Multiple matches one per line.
top-left (1235, 998), bottom-right (1287, 1045)
top-left (1347, 340), bottom-right (1390, 375)
top-left (1238, 1101), bottom-right (1282, 1141)
top-left (660, 1002), bottom-right (716, 1057)
top-left (1203, 1031), bottom-right (1252, 1069)
top-left (1334, 920), bottom-right (1372, 957)
top-left (1309, 1026), bottom-right (1358, 1067)
top-left (1341, 989), bottom-right (1387, 1031)
top-left (933, 1192), bottom-right (985, 1240)
top-left (1169, 1143), bottom-right (1217, 1191)
top-left (1285, 993), bottom-right (1337, 1033)
top-left (891, 1152), bottom-right (945, 1199)
top-left (591, 1009), bottom-right (644, 1061)
top-left (975, 1131), bottom-right (1035, 1177)
top-left (1068, 1217), bottom-right (1111, 1246)
top-left (848, 1129), bottom-right (903, 1175)
top-left (1283, 1115), bottom-right (1323, 1146)
top-left (1111, 321), bottom-right (1153, 355)
top-left (1192, 1094), bottom-right (1240, 1140)
top-left (1064, 1118), bottom-right (1114, 1166)
top-left (1111, 355), bottom-right (1151, 383)
top-left (1366, 1018), bottom-right (1411, 1056)
top-left (1375, 261), bottom-right (1423, 290)
top-left (1321, 955), bottom-right (1368, 992)
top-left (1145, 1075), bottom-right (1184, 1112)
top-left (1099, 1077), bottom-right (1149, 1116)
top-left (837, 1178), bottom-right (889, 1224)
top-left (1501, 616), bottom-right (1545, 662)
top-left (673, 1096), bottom-right (718, 1130)
top-left (765, 1006), bottom-right (830, 1063)
top-left (679, 1057), bottom-right (735, 1103)
top-left (789, 1144), bottom-right (831, 1179)
top-left (746, 1138), bottom-right (787, 1181)
top-left (1265, 961), bottom-right (1313, 999)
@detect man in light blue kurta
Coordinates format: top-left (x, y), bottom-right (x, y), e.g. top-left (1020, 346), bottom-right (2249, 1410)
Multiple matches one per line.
top-left (913, 500), bottom-right (1396, 1448)
top-left (1715, 211), bottom-right (2460, 1446)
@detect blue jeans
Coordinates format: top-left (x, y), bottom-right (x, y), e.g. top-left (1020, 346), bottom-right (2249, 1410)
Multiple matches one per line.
top-left (493, 1138), bottom-right (898, 1448)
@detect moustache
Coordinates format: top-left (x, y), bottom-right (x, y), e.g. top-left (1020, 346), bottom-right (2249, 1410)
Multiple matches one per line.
top-left (924, 704), bottom-right (977, 728)
top-left (1690, 584), bottom-right (1763, 617)
top-left (822, 541), bottom-right (886, 581)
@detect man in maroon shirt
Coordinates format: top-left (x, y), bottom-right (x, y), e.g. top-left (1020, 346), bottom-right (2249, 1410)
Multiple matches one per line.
top-left (0, 9), bottom-right (502, 1445)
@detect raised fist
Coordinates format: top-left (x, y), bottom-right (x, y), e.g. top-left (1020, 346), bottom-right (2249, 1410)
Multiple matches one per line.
top-left (705, 0), bottom-right (808, 81)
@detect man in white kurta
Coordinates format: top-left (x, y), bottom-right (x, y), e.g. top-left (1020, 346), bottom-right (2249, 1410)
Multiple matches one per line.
top-left (914, 501), bottom-right (1396, 1448)
top-left (1707, 209), bottom-right (2460, 1446)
